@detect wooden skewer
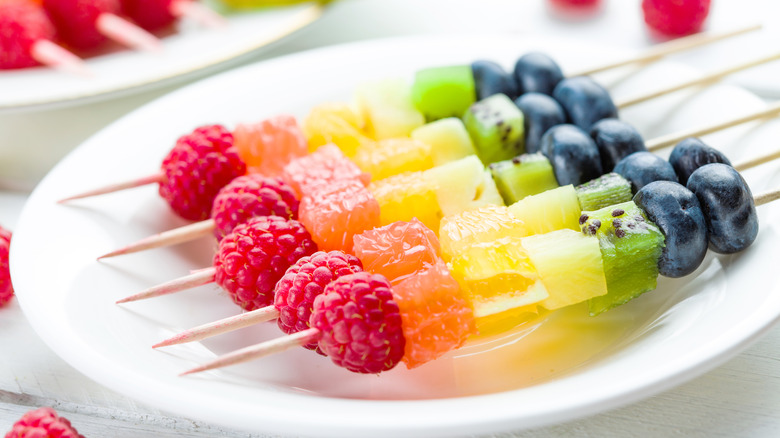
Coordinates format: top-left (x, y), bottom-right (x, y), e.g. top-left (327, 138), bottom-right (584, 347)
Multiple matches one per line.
top-left (567, 23), bottom-right (762, 77)
top-left (30, 40), bottom-right (92, 77)
top-left (646, 102), bottom-right (780, 151)
top-left (115, 268), bottom-right (215, 304)
top-left (615, 51), bottom-right (780, 109)
top-left (170, 0), bottom-right (228, 28)
top-left (95, 13), bottom-right (163, 52)
top-left (99, 219), bottom-right (216, 259)
top-left (179, 328), bottom-right (319, 376)
top-left (733, 147), bottom-right (780, 173)
top-left (58, 172), bottom-right (163, 203)
top-left (153, 306), bottom-right (280, 348)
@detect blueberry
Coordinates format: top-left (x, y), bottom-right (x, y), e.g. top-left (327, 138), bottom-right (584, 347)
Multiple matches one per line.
top-left (633, 181), bottom-right (708, 278)
top-left (513, 52), bottom-right (564, 96)
top-left (589, 118), bottom-right (647, 172)
top-left (686, 163), bottom-right (757, 254)
top-left (539, 124), bottom-right (603, 186)
top-left (471, 60), bottom-right (519, 100)
top-left (553, 76), bottom-right (618, 131)
top-left (614, 151), bottom-right (678, 193)
top-left (514, 92), bottom-right (567, 153)
top-left (669, 137), bottom-right (732, 186)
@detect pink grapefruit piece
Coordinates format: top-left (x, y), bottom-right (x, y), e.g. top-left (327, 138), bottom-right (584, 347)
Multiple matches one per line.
top-left (234, 115), bottom-right (309, 177)
top-left (281, 144), bottom-right (370, 198)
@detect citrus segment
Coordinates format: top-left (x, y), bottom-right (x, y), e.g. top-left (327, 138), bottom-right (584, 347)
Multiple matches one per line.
top-left (234, 115), bottom-right (308, 177)
top-left (369, 172), bottom-right (443, 233)
top-left (302, 103), bottom-right (373, 157)
top-left (439, 205), bottom-right (527, 261)
top-left (281, 144), bottom-right (370, 198)
top-left (352, 138), bottom-right (434, 181)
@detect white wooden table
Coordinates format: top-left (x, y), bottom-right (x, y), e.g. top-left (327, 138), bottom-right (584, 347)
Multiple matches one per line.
top-left (3, 0), bottom-right (780, 436)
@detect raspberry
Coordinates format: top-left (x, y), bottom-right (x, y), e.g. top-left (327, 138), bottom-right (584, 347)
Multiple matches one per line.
top-left (311, 272), bottom-right (405, 374)
top-left (0, 0), bottom-right (56, 69)
top-left (642, 0), bottom-right (711, 37)
top-left (211, 175), bottom-right (299, 240)
top-left (159, 125), bottom-right (246, 221)
top-left (213, 216), bottom-right (317, 311)
top-left (122, 0), bottom-right (176, 31)
top-left (42, 0), bottom-right (121, 50)
top-left (274, 251), bottom-right (363, 352)
top-left (0, 226), bottom-right (12, 308)
top-left (6, 407), bottom-right (84, 438)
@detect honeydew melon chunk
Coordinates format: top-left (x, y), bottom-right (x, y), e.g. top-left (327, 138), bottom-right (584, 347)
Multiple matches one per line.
top-left (425, 155), bottom-right (504, 216)
top-left (521, 228), bottom-right (608, 310)
top-left (410, 117), bottom-right (477, 166)
top-left (412, 65), bottom-right (476, 121)
top-left (355, 78), bottom-right (425, 140)
top-left (508, 184), bottom-right (581, 235)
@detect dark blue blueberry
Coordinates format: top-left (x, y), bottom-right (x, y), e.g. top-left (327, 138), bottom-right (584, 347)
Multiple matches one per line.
top-left (614, 151), bottom-right (678, 193)
top-left (539, 124), bottom-right (602, 186)
top-left (633, 181), bottom-right (709, 278)
top-left (589, 118), bottom-right (647, 172)
top-left (686, 163), bottom-right (758, 254)
top-left (471, 60), bottom-right (519, 101)
top-left (513, 52), bottom-right (564, 96)
top-left (553, 76), bottom-right (618, 131)
top-left (669, 137), bottom-right (732, 186)
top-left (514, 92), bottom-right (566, 153)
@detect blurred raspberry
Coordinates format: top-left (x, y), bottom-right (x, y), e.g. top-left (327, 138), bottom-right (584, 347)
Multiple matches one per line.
top-left (42, 0), bottom-right (121, 50)
top-left (0, 0), bottom-right (56, 69)
top-left (6, 407), bottom-right (84, 438)
top-left (642, 0), bottom-right (711, 36)
top-left (211, 175), bottom-right (299, 240)
top-left (0, 226), bottom-right (13, 308)
top-left (311, 272), bottom-right (405, 374)
top-left (213, 216), bottom-right (317, 311)
top-left (274, 250), bottom-right (363, 352)
top-left (159, 124), bottom-right (246, 221)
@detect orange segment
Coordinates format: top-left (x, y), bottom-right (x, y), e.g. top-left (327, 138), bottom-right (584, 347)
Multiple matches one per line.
top-left (368, 172), bottom-right (443, 233)
top-left (302, 103), bottom-right (373, 157)
top-left (352, 138), bottom-right (434, 181)
top-left (298, 180), bottom-right (381, 254)
top-left (234, 115), bottom-right (308, 177)
top-left (394, 262), bottom-right (476, 369)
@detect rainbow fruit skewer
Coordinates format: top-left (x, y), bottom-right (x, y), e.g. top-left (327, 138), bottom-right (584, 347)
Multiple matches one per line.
top-left (149, 135), bottom-right (780, 348)
top-left (0, 0), bottom-right (89, 75)
top-left (97, 101), bottom-right (780, 259)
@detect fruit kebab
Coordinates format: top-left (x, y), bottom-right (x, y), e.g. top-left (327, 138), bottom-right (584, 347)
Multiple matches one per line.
top-left (121, 0), bottom-right (226, 32)
top-left (0, 0), bottom-right (90, 74)
top-left (41, 0), bottom-right (162, 52)
top-left (175, 160), bottom-right (777, 376)
top-left (94, 98), bottom-right (780, 259)
top-left (150, 136), bottom-right (780, 348)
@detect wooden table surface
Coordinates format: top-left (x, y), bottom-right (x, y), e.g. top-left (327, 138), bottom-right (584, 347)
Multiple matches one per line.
top-left (3, 1), bottom-right (780, 436)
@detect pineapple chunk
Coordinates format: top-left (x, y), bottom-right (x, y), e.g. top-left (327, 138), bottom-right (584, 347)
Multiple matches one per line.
top-left (355, 78), bottom-right (425, 140)
top-left (426, 155), bottom-right (504, 217)
top-left (410, 118), bottom-right (477, 166)
top-left (508, 185), bottom-right (581, 235)
top-left (521, 229), bottom-right (608, 310)
top-left (352, 138), bottom-right (434, 180)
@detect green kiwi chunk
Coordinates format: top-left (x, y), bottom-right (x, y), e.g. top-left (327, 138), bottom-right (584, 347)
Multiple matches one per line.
top-left (576, 172), bottom-right (633, 211)
top-left (489, 153), bottom-right (558, 204)
top-left (412, 65), bottom-right (476, 121)
top-left (580, 201), bottom-right (665, 316)
top-left (462, 94), bottom-right (525, 165)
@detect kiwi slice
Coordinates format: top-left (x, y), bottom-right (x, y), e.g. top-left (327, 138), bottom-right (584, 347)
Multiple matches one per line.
top-left (575, 172), bottom-right (633, 211)
top-left (489, 153), bottom-right (558, 204)
top-left (580, 201), bottom-right (665, 316)
top-left (412, 65), bottom-right (476, 121)
top-left (462, 94), bottom-right (525, 165)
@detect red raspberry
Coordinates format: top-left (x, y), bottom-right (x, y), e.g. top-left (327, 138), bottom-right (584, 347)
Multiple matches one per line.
top-left (311, 272), bottom-right (405, 374)
top-left (213, 216), bottom-right (317, 311)
top-left (121, 0), bottom-right (176, 31)
top-left (42, 0), bottom-right (122, 50)
top-left (159, 125), bottom-right (246, 221)
top-left (642, 0), bottom-right (711, 37)
top-left (274, 251), bottom-right (363, 352)
top-left (6, 407), bottom-right (84, 438)
top-left (211, 175), bottom-right (299, 240)
top-left (0, 226), bottom-right (12, 308)
top-left (0, 0), bottom-right (56, 69)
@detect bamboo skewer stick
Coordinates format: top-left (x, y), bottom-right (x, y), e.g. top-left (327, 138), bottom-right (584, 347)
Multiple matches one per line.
top-left (567, 23), bottom-right (762, 77)
top-left (153, 306), bottom-right (280, 348)
top-left (59, 172), bottom-right (164, 203)
top-left (616, 51), bottom-right (780, 109)
top-left (99, 219), bottom-right (216, 259)
top-left (115, 269), bottom-right (215, 304)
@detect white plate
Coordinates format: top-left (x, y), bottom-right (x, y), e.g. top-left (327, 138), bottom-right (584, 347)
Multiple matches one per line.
top-left (0, 2), bottom-right (322, 113)
top-left (11, 35), bottom-right (780, 437)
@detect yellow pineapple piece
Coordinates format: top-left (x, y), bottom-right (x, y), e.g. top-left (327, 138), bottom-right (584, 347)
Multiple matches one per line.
top-left (355, 78), bottom-right (426, 140)
top-left (369, 172), bottom-right (443, 232)
top-left (302, 103), bottom-right (373, 157)
top-left (508, 184), bottom-right (581, 235)
top-left (352, 138), bottom-right (434, 181)
top-left (411, 117), bottom-right (477, 166)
